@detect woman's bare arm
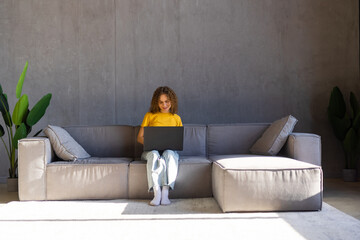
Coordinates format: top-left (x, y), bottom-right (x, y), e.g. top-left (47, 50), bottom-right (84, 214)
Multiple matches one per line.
top-left (137, 127), bottom-right (144, 145)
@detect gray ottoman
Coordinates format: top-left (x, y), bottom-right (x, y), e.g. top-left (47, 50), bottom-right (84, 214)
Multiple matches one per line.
top-left (211, 155), bottom-right (323, 212)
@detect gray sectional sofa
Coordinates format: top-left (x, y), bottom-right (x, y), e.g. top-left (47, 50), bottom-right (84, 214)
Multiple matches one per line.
top-left (18, 123), bottom-right (323, 212)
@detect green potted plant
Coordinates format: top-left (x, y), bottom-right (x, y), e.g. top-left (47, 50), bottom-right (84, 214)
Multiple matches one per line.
top-left (327, 86), bottom-right (360, 181)
top-left (0, 61), bottom-right (52, 191)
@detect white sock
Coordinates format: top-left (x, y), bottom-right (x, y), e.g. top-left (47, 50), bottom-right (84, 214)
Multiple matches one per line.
top-left (161, 186), bottom-right (171, 205)
top-left (150, 186), bottom-right (161, 206)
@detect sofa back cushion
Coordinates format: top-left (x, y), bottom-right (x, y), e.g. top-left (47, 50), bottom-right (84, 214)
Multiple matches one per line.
top-left (64, 125), bottom-right (134, 158)
top-left (180, 125), bottom-right (207, 157)
top-left (207, 123), bottom-right (269, 156)
top-left (249, 115), bottom-right (297, 156)
top-left (44, 125), bottom-right (91, 161)
top-left (134, 126), bottom-right (143, 158)
top-left (134, 124), bottom-right (207, 158)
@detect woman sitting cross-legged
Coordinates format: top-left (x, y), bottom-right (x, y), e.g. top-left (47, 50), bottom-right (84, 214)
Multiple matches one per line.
top-left (137, 86), bottom-right (183, 206)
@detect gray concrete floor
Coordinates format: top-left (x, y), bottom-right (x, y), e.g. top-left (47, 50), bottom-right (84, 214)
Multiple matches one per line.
top-left (1, 178), bottom-right (360, 220)
top-left (323, 178), bottom-right (360, 220)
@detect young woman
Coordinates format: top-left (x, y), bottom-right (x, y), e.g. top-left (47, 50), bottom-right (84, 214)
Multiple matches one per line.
top-left (137, 86), bottom-right (183, 206)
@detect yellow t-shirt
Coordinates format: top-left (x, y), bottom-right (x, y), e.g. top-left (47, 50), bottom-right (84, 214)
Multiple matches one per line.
top-left (141, 112), bottom-right (183, 127)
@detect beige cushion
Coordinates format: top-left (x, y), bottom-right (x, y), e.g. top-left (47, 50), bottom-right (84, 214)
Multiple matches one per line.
top-left (44, 125), bottom-right (91, 161)
top-left (47, 162), bottom-right (129, 200)
top-left (249, 115), bottom-right (297, 155)
top-left (212, 155), bottom-right (322, 212)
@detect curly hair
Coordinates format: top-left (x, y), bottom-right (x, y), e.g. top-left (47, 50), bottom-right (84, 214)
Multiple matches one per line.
top-left (149, 86), bottom-right (178, 114)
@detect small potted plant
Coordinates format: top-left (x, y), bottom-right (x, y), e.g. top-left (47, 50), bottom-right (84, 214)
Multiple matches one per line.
top-left (0, 61), bottom-right (52, 191)
top-left (327, 86), bottom-right (360, 181)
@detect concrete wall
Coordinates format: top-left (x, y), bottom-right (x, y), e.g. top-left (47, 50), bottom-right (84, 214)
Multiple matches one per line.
top-left (0, 0), bottom-right (359, 181)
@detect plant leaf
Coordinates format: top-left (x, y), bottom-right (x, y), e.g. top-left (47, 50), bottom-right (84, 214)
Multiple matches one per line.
top-left (0, 84), bottom-right (3, 94)
top-left (328, 114), bottom-right (351, 141)
top-left (343, 128), bottom-right (357, 152)
top-left (353, 113), bottom-right (360, 131)
top-left (26, 93), bottom-right (52, 127)
top-left (350, 92), bottom-right (360, 118)
top-left (328, 86), bottom-right (346, 118)
top-left (16, 61), bottom-right (28, 99)
top-left (13, 123), bottom-right (27, 149)
top-left (343, 128), bottom-right (359, 169)
top-left (25, 122), bottom-right (32, 135)
top-left (0, 93), bottom-right (9, 115)
top-left (32, 129), bottom-right (42, 137)
top-left (22, 109), bottom-right (33, 134)
top-left (1, 111), bottom-right (12, 127)
top-left (0, 124), bottom-right (4, 137)
top-left (12, 94), bottom-right (29, 126)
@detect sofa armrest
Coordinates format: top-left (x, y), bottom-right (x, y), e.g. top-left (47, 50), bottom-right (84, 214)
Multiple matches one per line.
top-left (282, 133), bottom-right (321, 166)
top-left (18, 137), bottom-right (53, 200)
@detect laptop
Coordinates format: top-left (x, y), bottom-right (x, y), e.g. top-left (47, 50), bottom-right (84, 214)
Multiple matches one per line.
top-left (143, 127), bottom-right (184, 151)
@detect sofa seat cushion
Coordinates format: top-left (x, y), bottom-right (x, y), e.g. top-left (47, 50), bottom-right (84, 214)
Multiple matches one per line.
top-left (179, 156), bottom-right (211, 164)
top-left (211, 154), bottom-right (322, 212)
top-left (49, 157), bottom-right (132, 165)
top-left (46, 157), bottom-right (131, 200)
top-left (128, 156), bottom-right (212, 199)
top-left (209, 154), bottom-right (319, 170)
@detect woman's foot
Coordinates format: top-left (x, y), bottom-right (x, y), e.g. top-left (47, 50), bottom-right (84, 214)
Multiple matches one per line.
top-left (150, 186), bottom-right (161, 206)
top-left (161, 186), bottom-right (171, 205)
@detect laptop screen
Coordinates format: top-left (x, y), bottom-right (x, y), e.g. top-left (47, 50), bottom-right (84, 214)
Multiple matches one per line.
top-left (143, 127), bottom-right (184, 151)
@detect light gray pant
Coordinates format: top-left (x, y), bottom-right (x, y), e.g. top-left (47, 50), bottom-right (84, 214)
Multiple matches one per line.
top-left (141, 150), bottom-right (179, 191)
